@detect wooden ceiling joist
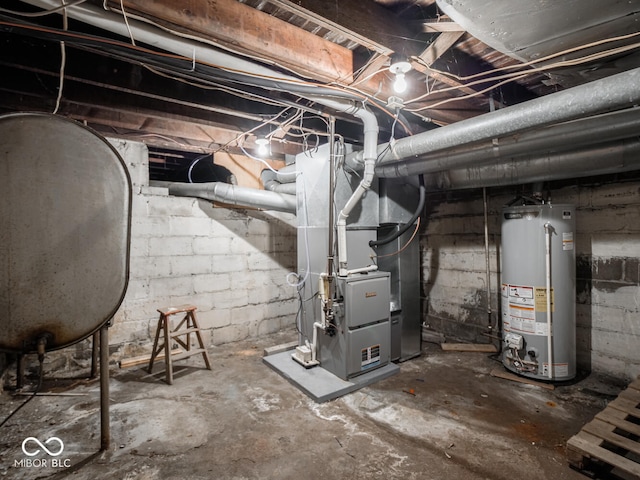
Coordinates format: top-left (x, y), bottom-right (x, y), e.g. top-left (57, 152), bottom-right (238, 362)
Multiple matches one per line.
top-left (108, 0), bottom-right (354, 83)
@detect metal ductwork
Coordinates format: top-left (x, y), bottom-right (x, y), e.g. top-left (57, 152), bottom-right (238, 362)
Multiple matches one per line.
top-left (435, 0), bottom-right (640, 89)
top-left (347, 67), bottom-right (640, 171)
top-left (418, 138), bottom-right (640, 191)
top-left (21, 0), bottom-right (379, 221)
top-left (164, 182), bottom-right (297, 214)
top-left (261, 169), bottom-right (297, 195)
top-left (375, 107), bottom-right (640, 178)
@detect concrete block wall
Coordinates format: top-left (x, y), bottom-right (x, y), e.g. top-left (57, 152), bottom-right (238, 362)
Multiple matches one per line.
top-left (10, 138), bottom-right (298, 380)
top-left (421, 192), bottom-right (501, 344)
top-left (422, 176), bottom-right (640, 382)
top-left (110, 138), bottom-right (299, 362)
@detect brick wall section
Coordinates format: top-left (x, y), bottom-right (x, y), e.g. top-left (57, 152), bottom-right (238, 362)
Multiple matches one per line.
top-left (422, 178), bottom-right (640, 382)
top-left (10, 139), bottom-right (298, 380)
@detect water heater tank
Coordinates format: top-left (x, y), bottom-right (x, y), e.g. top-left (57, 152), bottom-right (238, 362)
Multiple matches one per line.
top-left (501, 203), bottom-right (576, 381)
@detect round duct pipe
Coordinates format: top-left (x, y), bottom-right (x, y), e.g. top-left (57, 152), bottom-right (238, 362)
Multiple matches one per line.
top-left (164, 181), bottom-right (297, 214)
top-left (347, 67), bottom-right (640, 170)
top-left (416, 138), bottom-right (640, 191)
top-left (375, 107), bottom-right (640, 177)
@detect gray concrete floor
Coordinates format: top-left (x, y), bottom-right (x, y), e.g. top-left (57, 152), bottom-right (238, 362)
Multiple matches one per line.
top-left (0, 330), bottom-right (625, 480)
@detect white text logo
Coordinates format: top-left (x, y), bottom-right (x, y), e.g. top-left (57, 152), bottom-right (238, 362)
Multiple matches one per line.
top-left (21, 437), bottom-right (64, 457)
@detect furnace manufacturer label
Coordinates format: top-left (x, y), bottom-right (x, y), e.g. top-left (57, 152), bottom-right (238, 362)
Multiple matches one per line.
top-left (361, 344), bottom-right (381, 370)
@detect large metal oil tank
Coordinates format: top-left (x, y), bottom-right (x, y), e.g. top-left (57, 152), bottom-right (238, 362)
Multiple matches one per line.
top-left (501, 202), bottom-right (576, 381)
top-left (0, 113), bottom-right (131, 354)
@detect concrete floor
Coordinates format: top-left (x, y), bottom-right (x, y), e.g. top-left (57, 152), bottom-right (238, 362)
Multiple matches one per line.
top-left (0, 330), bottom-right (625, 480)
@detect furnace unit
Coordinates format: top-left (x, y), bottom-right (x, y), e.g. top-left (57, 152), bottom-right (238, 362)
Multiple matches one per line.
top-left (317, 271), bottom-right (391, 379)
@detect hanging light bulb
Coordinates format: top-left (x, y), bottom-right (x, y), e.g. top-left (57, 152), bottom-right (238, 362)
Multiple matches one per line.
top-left (389, 54), bottom-right (411, 95)
top-left (393, 72), bottom-right (407, 93)
top-left (255, 137), bottom-right (269, 156)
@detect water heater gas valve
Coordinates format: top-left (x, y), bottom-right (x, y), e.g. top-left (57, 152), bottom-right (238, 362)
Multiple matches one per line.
top-left (504, 332), bottom-right (524, 350)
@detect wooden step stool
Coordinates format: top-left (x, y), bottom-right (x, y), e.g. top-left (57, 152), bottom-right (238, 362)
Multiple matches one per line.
top-left (148, 305), bottom-right (212, 384)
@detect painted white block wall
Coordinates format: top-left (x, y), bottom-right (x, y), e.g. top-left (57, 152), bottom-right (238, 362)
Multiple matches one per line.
top-left (107, 138), bottom-right (298, 362)
top-left (422, 178), bottom-right (640, 382)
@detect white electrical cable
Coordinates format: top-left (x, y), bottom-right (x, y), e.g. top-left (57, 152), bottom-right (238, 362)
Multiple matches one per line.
top-left (119, 0), bottom-right (136, 46)
top-left (52, 0), bottom-right (67, 115)
top-left (0, 0), bottom-right (86, 16)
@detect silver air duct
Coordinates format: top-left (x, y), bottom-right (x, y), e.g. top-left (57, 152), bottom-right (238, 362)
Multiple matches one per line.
top-left (418, 138), bottom-right (640, 191)
top-left (165, 182), bottom-right (297, 214)
top-left (346, 67), bottom-right (640, 170)
top-left (375, 107), bottom-right (640, 178)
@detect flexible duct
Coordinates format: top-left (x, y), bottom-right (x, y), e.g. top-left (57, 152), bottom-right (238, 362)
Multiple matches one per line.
top-left (418, 138), bottom-right (640, 191)
top-left (164, 182), bottom-right (296, 214)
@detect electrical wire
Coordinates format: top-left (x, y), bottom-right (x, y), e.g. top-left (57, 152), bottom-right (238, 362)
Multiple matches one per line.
top-left (416, 30), bottom-right (640, 84)
top-left (119, 0), bottom-right (136, 46)
top-left (187, 154), bottom-right (211, 183)
top-left (0, 356), bottom-right (45, 429)
top-left (0, 0), bottom-right (86, 17)
top-left (214, 106), bottom-right (293, 154)
top-left (407, 73), bottom-right (530, 112)
top-left (0, 18), bottom-right (408, 135)
top-left (52, 0), bottom-right (67, 115)
top-left (407, 41), bottom-right (640, 107)
top-left (371, 217), bottom-right (421, 260)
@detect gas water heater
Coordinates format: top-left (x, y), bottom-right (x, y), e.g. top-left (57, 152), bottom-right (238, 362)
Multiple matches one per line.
top-left (501, 202), bottom-right (576, 381)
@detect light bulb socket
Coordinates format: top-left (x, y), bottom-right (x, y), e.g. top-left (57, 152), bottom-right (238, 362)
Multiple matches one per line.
top-left (255, 137), bottom-right (270, 155)
top-left (389, 53), bottom-right (411, 76)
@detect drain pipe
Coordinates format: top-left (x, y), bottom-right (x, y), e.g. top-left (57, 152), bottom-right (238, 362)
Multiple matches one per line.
top-left (336, 107), bottom-right (379, 277)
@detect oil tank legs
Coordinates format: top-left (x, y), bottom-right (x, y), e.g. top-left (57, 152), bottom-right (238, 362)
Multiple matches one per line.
top-left (100, 324), bottom-right (110, 451)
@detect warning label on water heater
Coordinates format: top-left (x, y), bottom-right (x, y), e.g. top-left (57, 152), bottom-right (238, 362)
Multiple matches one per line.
top-left (562, 232), bottom-right (574, 250)
top-left (502, 284), bottom-right (551, 336)
top-left (534, 287), bottom-right (555, 312)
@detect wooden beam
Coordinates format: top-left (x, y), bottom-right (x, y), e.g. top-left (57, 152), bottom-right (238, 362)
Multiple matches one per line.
top-left (286, 0), bottom-right (422, 57)
top-left (264, 0), bottom-right (392, 56)
top-left (110, 0), bottom-right (353, 83)
top-left (422, 21), bottom-right (464, 33)
top-left (441, 343), bottom-right (498, 353)
top-left (412, 32), bottom-right (502, 112)
top-left (417, 31), bottom-right (465, 67)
